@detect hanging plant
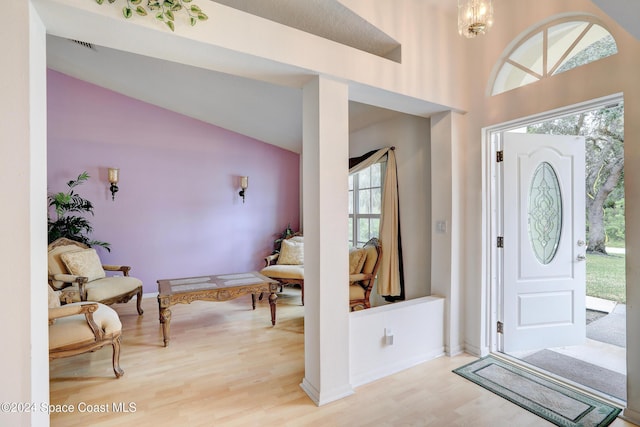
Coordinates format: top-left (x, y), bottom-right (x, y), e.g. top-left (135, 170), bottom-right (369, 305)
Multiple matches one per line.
top-left (94, 0), bottom-right (208, 32)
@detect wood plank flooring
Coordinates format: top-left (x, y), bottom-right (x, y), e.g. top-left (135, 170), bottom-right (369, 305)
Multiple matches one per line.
top-left (49, 288), bottom-right (635, 426)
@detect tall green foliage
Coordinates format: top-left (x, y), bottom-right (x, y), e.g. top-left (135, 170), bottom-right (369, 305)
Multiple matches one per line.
top-left (47, 172), bottom-right (110, 251)
top-left (527, 103), bottom-right (625, 253)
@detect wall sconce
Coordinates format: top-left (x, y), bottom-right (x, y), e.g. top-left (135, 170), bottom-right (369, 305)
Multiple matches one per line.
top-left (239, 176), bottom-right (248, 203)
top-left (108, 167), bottom-right (119, 201)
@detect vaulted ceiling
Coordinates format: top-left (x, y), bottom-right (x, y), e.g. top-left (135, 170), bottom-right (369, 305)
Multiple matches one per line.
top-left (46, 0), bottom-right (418, 153)
top-left (45, 0), bottom-right (637, 153)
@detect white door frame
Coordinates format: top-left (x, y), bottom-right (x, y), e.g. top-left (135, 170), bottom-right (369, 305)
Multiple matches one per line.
top-left (480, 93), bottom-right (624, 356)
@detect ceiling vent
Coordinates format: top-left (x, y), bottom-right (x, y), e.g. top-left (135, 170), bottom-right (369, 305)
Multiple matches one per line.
top-left (70, 39), bottom-right (95, 50)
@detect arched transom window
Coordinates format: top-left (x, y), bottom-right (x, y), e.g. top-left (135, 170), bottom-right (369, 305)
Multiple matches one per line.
top-left (491, 16), bottom-right (617, 96)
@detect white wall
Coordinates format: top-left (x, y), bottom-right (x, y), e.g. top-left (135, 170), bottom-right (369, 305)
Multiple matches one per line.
top-left (459, 0), bottom-right (640, 421)
top-left (350, 114), bottom-right (431, 304)
top-left (349, 296), bottom-right (445, 386)
top-left (0, 2), bottom-right (49, 426)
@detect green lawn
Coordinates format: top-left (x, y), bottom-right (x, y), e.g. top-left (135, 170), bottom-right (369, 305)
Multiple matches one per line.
top-left (586, 252), bottom-right (626, 303)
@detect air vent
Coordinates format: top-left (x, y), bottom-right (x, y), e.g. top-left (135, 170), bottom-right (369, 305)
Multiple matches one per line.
top-left (70, 39), bottom-right (95, 50)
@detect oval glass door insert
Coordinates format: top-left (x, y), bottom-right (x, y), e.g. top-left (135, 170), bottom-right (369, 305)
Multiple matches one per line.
top-left (528, 161), bottom-right (562, 264)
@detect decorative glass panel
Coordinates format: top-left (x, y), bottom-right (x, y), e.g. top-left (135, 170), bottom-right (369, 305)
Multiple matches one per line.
top-left (528, 162), bottom-right (562, 264)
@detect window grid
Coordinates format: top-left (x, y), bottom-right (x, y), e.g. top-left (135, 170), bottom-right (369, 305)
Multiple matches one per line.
top-left (491, 17), bottom-right (617, 96)
top-left (349, 162), bottom-right (385, 247)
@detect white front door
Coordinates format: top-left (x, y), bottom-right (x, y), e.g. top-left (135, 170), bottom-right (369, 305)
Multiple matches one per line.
top-left (502, 132), bottom-right (586, 353)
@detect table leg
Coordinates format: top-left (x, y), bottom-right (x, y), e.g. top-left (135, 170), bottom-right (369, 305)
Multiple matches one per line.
top-left (159, 306), bottom-right (172, 347)
top-left (251, 293), bottom-right (256, 310)
top-left (269, 291), bottom-right (277, 325)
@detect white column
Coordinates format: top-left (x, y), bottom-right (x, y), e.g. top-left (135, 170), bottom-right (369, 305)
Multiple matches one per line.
top-left (300, 76), bottom-right (352, 405)
top-left (430, 111), bottom-right (465, 356)
top-left (0, 2), bottom-right (49, 426)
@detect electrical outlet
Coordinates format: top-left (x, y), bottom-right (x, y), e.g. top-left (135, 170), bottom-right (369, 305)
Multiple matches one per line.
top-left (384, 328), bottom-right (394, 345)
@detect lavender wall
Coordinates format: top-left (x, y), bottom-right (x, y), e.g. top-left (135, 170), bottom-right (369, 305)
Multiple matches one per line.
top-left (47, 70), bottom-right (300, 294)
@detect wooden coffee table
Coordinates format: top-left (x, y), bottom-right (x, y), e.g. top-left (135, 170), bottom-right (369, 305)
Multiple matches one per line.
top-left (156, 272), bottom-right (279, 347)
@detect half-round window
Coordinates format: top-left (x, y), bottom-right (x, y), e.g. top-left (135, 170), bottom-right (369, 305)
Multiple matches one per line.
top-left (491, 16), bottom-right (617, 96)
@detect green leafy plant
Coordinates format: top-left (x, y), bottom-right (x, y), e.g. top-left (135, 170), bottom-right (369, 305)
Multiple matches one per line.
top-left (273, 223), bottom-right (297, 254)
top-left (48, 172), bottom-right (111, 251)
top-left (94, 0), bottom-right (208, 32)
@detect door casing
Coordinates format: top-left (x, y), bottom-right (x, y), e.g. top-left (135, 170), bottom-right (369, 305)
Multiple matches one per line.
top-left (480, 93), bottom-right (624, 356)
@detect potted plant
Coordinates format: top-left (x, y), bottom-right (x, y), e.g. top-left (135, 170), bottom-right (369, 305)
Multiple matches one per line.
top-left (273, 223), bottom-right (298, 253)
top-left (47, 171), bottom-right (110, 251)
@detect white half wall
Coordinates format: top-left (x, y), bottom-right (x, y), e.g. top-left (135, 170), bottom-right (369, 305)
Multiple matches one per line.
top-left (349, 296), bottom-right (445, 387)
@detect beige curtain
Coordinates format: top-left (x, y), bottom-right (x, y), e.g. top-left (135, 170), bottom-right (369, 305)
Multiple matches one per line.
top-left (349, 147), bottom-right (402, 297)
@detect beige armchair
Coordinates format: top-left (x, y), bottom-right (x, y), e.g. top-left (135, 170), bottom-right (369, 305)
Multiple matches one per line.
top-left (49, 284), bottom-right (124, 378)
top-left (260, 235), bottom-right (382, 310)
top-left (48, 238), bottom-right (143, 315)
top-left (348, 238), bottom-right (382, 311)
top-left (260, 235), bottom-right (305, 304)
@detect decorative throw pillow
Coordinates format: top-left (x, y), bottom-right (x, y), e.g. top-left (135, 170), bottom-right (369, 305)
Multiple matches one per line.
top-left (47, 285), bottom-right (61, 309)
top-left (60, 248), bottom-right (106, 282)
top-left (277, 239), bottom-right (304, 265)
top-left (349, 247), bottom-right (367, 274)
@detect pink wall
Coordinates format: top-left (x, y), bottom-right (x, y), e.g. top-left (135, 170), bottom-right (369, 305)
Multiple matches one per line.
top-left (47, 70), bottom-right (300, 294)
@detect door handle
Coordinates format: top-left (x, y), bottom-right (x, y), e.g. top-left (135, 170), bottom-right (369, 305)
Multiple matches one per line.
top-left (577, 240), bottom-right (585, 247)
top-left (577, 254), bottom-right (586, 261)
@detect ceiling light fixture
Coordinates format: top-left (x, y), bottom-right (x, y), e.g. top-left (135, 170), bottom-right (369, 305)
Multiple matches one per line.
top-left (458, 0), bottom-right (494, 38)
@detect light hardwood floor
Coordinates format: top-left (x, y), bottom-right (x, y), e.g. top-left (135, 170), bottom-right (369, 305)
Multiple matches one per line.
top-left (50, 288), bottom-right (635, 426)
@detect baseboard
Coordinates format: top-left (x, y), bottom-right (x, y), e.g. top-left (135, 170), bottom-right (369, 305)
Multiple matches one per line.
top-left (622, 407), bottom-right (640, 425)
top-left (143, 291), bottom-right (158, 299)
top-left (299, 378), bottom-right (354, 406)
top-left (463, 341), bottom-right (483, 357)
top-left (350, 348), bottom-right (444, 388)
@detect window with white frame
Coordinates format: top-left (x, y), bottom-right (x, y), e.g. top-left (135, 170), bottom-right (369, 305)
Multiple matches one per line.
top-left (349, 162), bottom-right (385, 247)
top-left (490, 16), bottom-right (617, 96)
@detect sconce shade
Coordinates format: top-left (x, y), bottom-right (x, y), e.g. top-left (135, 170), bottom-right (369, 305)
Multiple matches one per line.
top-left (108, 168), bottom-right (120, 184)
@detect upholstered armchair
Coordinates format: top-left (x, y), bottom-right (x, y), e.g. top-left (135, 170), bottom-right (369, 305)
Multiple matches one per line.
top-left (47, 238), bottom-right (143, 315)
top-left (348, 238), bottom-right (382, 311)
top-left (48, 286), bottom-right (124, 378)
top-left (260, 235), bottom-right (382, 310)
top-left (260, 235), bottom-right (305, 304)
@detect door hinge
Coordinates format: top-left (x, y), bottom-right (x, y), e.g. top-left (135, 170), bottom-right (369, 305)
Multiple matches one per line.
top-left (496, 150), bottom-right (504, 162)
top-left (497, 236), bottom-right (504, 248)
top-left (497, 321), bottom-right (504, 334)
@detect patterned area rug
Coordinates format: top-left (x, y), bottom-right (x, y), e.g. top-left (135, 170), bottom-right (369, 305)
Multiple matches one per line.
top-left (453, 356), bottom-right (621, 427)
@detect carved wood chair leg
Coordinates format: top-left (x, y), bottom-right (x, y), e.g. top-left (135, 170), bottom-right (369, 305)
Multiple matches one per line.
top-left (136, 289), bottom-right (144, 315)
top-left (112, 336), bottom-right (124, 378)
top-left (301, 283), bottom-right (304, 306)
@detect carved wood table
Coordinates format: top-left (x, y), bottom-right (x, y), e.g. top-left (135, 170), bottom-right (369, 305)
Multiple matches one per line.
top-left (156, 272), bottom-right (279, 347)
